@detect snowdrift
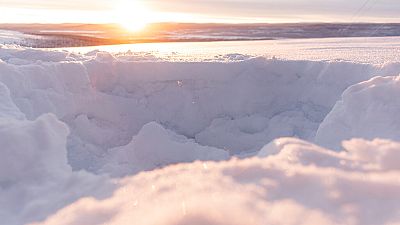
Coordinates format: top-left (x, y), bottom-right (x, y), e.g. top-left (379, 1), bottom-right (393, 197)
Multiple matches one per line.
top-left (0, 44), bottom-right (400, 224)
top-left (316, 75), bottom-right (400, 149)
top-left (32, 138), bottom-right (400, 225)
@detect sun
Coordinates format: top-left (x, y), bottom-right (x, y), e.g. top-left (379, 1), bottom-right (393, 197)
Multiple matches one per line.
top-left (115, 0), bottom-right (151, 32)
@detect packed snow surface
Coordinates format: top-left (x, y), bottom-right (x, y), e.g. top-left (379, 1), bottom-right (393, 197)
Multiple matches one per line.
top-left (0, 38), bottom-right (400, 225)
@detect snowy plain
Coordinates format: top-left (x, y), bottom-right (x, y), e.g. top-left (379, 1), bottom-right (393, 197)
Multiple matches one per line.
top-left (0, 37), bottom-right (400, 225)
top-left (67, 36), bottom-right (400, 64)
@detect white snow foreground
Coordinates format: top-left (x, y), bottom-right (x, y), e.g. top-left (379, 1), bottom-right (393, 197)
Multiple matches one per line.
top-left (0, 45), bottom-right (400, 224)
top-left (31, 138), bottom-right (400, 225)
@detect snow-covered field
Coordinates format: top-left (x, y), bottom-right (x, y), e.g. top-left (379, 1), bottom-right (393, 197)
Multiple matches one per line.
top-left (67, 36), bottom-right (400, 64)
top-left (0, 30), bottom-right (44, 46)
top-left (1, 38), bottom-right (400, 225)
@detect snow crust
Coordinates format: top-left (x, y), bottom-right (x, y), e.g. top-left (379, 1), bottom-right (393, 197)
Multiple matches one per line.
top-left (0, 43), bottom-right (400, 224)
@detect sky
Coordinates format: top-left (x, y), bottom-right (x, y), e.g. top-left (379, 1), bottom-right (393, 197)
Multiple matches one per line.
top-left (0, 0), bottom-right (400, 24)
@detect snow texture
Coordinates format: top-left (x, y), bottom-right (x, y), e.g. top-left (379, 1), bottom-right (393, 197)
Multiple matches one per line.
top-left (0, 42), bottom-right (399, 224)
top-left (32, 138), bottom-right (400, 225)
top-left (316, 75), bottom-right (400, 150)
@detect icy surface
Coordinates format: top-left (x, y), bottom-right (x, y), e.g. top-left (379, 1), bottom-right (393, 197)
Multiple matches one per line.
top-left (0, 39), bottom-right (400, 224)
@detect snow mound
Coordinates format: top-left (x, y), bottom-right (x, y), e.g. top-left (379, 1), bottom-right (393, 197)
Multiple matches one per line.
top-left (102, 122), bottom-right (229, 176)
top-left (32, 138), bottom-right (400, 225)
top-left (0, 83), bottom-right (112, 225)
top-left (0, 112), bottom-right (113, 225)
top-left (316, 75), bottom-right (400, 149)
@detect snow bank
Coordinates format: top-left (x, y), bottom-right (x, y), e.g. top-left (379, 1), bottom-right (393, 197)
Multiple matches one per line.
top-left (32, 138), bottom-right (400, 225)
top-left (0, 46), bottom-right (399, 166)
top-left (0, 112), bottom-right (112, 225)
top-left (316, 75), bottom-right (400, 150)
top-left (2, 47), bottom-right (396, 173)
top-left (0, 45), bottom-right (400, 224)
top-left (66, 56), bottom-right (399, 160)
top-left (0, 64), bottom-right (111, 225)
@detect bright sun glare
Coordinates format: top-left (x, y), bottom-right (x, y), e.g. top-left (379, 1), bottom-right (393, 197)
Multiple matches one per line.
top-left (115, 0), bottom-right (151, 32)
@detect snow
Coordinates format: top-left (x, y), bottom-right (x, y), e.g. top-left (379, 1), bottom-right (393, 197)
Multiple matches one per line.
top-left (316, 75), bottom-right (400, 150)
top-left (0, 113), bottom-right (112, 225)
top-left (67, 36), bottom-right (400, 64)
top-left (0, 30), bottom-right (25, 45)
top-left (0, 38), bottom-right (400, 224)
top-left (31, 138), bottom-right (400, 225)
top-left (0, 30), bottom-right (45, 46)
top-left (102, 122), bottom-right (229, 176)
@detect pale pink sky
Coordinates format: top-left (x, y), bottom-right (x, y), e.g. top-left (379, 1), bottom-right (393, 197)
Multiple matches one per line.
top-left (0, 0), bottom-right (399, 24)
